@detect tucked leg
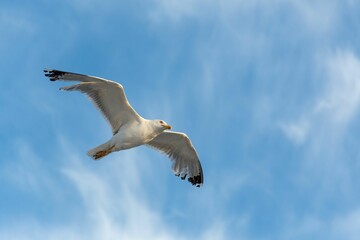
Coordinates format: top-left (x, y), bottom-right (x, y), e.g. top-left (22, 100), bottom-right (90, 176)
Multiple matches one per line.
top-left (92, 145), bottom-right (115, 160)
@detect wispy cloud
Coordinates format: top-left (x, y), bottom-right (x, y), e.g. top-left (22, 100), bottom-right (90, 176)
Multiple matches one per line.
top-left (331, 209), bottom-right (360, 240)
top-left (280, 50), bottom-right (360, 144)
top-left (1, 136), bottom-right (235, 240)
top-left (319, 50), bottom-right (360, 126)
top-left (60, 159), bottom-right (180, 240)
top-left (279, 119), bottom-right (310, 145)
top-left (276, 49), bottom-right (360, 239)
top-left (2, 140), bottom-right (57, 196)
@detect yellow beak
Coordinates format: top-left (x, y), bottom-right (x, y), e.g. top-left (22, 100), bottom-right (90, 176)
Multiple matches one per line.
top-left (164, 125), bottom-right (172, 130)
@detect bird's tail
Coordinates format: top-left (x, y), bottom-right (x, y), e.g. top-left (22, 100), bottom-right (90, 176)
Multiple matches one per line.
top-left (87, 141), bottom-right (114, 160)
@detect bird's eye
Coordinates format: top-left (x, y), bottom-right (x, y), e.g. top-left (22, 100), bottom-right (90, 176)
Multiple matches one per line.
top-left (160, 121), bottom-right (164, 124)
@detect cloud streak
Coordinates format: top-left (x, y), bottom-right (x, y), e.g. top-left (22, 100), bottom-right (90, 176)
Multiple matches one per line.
top-left (1, 136), bottom-right (232, 240)
top-left (281, 50), bottom-right (360, 144)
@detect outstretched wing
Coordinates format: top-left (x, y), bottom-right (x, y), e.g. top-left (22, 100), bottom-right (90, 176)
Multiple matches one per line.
top-left (45, 69), bottom-right (142, 134)
top-left (147, 131), bottom-right (204, 187)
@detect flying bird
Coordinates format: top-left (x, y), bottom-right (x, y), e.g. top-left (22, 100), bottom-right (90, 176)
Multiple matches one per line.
top-left (44, 69), bottom-right (203, 187)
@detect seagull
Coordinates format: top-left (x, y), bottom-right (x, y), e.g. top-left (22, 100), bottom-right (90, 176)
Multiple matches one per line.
top-left (44, 69), bottom-right (203, 187)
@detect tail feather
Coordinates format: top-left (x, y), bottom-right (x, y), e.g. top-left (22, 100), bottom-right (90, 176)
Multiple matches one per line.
top-left (87, 141), bottom-right (113, 160)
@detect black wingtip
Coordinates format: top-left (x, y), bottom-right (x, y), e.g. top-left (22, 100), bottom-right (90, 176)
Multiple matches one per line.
top-left (175, 172), bottom-right (203, 187)
top-left (188, 174), bottom-right (203, 187)
top-left (44, 69), bottom-right (65, 81)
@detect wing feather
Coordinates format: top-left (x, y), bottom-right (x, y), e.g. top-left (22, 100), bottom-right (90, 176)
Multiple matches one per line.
top-left (45, 69), bottom-right (141, 134)
top-left (147, 131), bottom-right (204, 187)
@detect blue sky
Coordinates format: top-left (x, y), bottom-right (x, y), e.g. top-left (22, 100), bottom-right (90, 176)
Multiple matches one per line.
top-left (1, 0), bottom-right (360, 239)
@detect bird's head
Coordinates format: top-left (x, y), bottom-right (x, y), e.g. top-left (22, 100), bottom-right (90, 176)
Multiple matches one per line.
top-left (156, 120), bottom-right (172, 131)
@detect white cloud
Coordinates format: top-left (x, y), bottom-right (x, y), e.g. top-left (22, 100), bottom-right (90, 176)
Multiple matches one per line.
top-left (279, 119), bottom-right (310, 145)
top-left (1, 136), bottom-right (239, 240)
top-left (60, 161), bottom-right (180, 240)
top-left (147, 0), bottom-right (351, 108)
top-left (56, 137), bottom-right (181, 240)
top-left (276, 49), bottom-right (360, 239)
top-left (1, 140), bottom-right (181, 240)
top-left (320, 50), bottom-right (360, 126)
top-left (281, 50), bottom-right (360, 144)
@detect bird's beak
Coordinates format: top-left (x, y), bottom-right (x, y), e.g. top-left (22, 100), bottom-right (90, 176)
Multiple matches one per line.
top-left (164, 124), bottom-right (172, 130)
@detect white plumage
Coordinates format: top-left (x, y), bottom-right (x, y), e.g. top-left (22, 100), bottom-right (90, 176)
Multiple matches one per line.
top-left (45, 69), bottom-right (203, 187)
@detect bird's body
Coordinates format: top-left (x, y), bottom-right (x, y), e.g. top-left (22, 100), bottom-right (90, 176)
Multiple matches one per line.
top-left (45, 69), bottom-right (203, 187)
top-left (91, 119), bottom-right (164, 158)
top-left (111, 119), bottom-right (151, 150)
